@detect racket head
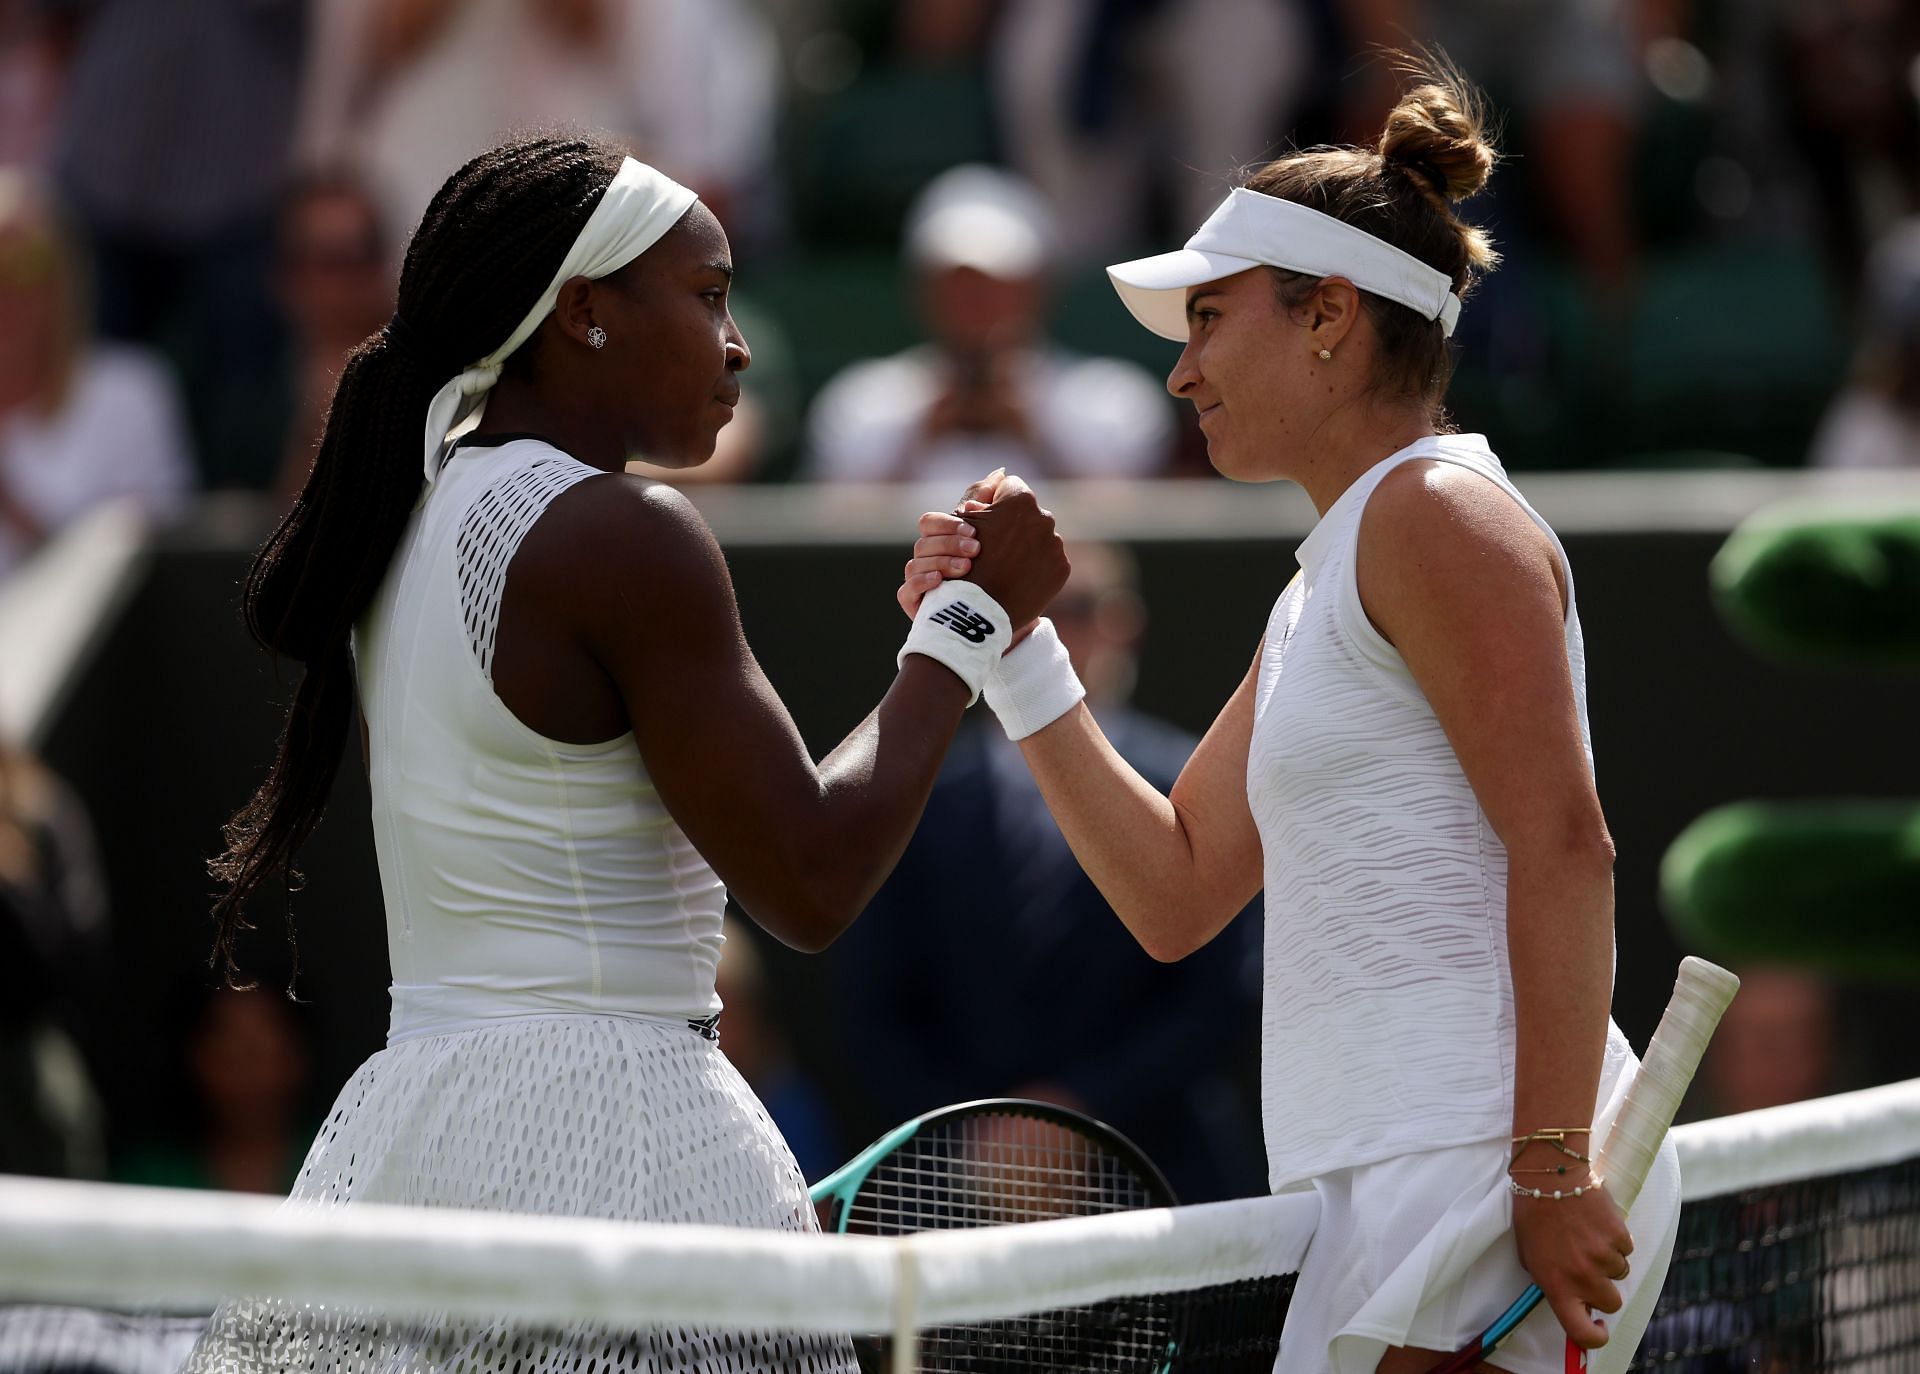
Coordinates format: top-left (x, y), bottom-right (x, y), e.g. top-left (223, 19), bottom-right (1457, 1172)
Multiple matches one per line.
top-left (812, 1100), bottom-right (1207, 1373)
top-left (812, 1097), bottom-right (1177, 1236)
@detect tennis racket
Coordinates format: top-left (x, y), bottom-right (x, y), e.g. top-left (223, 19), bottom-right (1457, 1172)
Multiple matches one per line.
top-left (811, 1098), bottom-right (1287, 1374)
top-left (1426, 956), bottom-right (1742, 1374)
top-left (810, 1096), bottom-right (1175, 1237)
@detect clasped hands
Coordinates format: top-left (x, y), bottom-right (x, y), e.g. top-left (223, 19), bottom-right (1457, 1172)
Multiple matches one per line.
top-left (896, 468), bottom-right (1068, 639)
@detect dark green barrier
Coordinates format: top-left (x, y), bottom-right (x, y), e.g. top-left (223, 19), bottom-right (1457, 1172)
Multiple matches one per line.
top-left (41, 510), bottom-right (1920, 1173)
top-left (1663, 801), bottom-right (1920, 977)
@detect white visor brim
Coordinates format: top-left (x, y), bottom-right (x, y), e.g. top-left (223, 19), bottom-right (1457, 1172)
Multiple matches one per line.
top-left (1106, 188), bottom-right (1464, 343)
top-left (1107, 249), bottom-right (1266, 342)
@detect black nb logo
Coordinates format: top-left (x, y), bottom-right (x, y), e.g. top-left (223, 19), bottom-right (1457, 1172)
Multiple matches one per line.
top-left (931, 602), bottom-right (996, 644)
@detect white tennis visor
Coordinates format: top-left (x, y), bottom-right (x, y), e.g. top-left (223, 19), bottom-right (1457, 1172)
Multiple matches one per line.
top-left (1107, 187), bottom-right (1463, 342)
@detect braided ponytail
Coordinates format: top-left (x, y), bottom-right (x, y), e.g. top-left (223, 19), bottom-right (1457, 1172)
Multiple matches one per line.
top-left (211, 135), bottom-right (626, 983)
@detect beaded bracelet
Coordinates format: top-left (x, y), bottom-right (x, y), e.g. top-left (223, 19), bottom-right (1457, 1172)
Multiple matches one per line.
top-left (1508, 1176), bottom-right (1604, 1201)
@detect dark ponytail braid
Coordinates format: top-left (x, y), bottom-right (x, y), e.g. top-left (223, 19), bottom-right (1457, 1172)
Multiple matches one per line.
top-left (211, 135), bottom-right (626, 983)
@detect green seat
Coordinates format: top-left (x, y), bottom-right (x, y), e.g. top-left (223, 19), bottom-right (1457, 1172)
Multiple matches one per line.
top-left (741, 252), bottom-right (919, 407)
top-left (1620, 241), bottom-right (1847, 466)
top-left (790, 64), bottom-right (1000, 250)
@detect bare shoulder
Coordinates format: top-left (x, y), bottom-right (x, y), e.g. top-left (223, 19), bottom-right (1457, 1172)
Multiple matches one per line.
top-left (1365, 459), bottom-right (1547, 552)
top-left (512, 471), bottom-right (736, 633)
top-left (522, 471), bottom-right (720, 572)
top-left (1358, 459), bottom-right (1567, 646)
top-left (1362, 458), bottom-right (1562, 589)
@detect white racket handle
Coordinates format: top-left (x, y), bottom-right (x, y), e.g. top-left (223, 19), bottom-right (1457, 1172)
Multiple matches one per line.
top-left (1593, 957), bottom-right (1741, 1214)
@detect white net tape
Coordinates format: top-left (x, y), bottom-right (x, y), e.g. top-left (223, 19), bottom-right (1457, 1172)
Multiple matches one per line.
top-left (0, 1184), bottom-right (1316, 1334)
top-left (2, 1081), bottom-right (1917, 1338)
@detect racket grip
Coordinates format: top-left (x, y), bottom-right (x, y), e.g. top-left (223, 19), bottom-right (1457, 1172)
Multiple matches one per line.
top-left (1592, 957), bottom-right (1740, 1214)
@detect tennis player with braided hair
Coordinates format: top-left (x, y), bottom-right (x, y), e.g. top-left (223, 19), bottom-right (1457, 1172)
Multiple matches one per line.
top-left (190, 134), bottom-right (1064, 1374)
top-left (908, 62), bottom-right (1681, 1374)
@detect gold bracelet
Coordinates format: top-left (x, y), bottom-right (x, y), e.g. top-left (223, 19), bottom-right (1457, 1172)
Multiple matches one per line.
top-left (1510, 1129), bottom-right (1592, 1167)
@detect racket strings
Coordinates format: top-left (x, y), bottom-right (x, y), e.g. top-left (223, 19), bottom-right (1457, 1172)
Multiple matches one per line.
top-left (840, 1110), bottom-right (1180, 1371)
top-left (844, 1118), bottom-right (1158, 1236)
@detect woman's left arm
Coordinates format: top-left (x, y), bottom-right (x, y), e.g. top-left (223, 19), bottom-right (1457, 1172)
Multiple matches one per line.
top-left (1357, 460), bottom-right (1633, 1354)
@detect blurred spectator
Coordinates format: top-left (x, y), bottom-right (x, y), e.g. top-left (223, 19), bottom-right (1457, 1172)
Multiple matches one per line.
top-left (298, 0), bottom-right (781, 257)
top-left (118, 986), bottom-right (315, 1194)
top-left (1700, 966), bottom-right (1841, 1117)
top-left (989, 0), bottom-right (1311, 260)
top-left (1775, 0), bottom-right (1920, 291)
top-left (802, 165), bottom-right (1174, 490)
top-left (1811, 218), bottom-right (1920, 470)
top-left (1343, 1), bottom-right (1643, 297)
top-left (49, 0), bottom-right (302, 490)
top-left (0, 0), bottom-right (67, 169)
top-left (0, 172), bottom-right (193, 581)
top-left (715, 919), bottom-right (841, 1183)
top-left (270, 172), bottom-right (395, 508)
top-left (827, 544), bottom-right (1265, 1203)
top-left (0, 741), bottom-right (108, 1179)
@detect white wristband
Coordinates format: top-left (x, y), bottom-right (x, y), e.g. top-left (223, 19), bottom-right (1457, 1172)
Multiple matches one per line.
top-left (898, 580), bottom-right (1012, 705)
top-left (983, 617), bottom-right (1085, 740)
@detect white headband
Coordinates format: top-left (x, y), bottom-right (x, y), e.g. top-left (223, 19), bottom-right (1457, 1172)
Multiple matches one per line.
top-left (1106, 188), bottom-right (1463, 342)
top-left (419, 156), bottom-right (699, 485)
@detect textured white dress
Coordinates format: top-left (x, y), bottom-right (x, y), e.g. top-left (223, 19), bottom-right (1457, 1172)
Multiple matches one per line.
top-left (1249, 435), bottom-right (1680, 1374)
top-left (184, 437), bottom-right (855, 1374)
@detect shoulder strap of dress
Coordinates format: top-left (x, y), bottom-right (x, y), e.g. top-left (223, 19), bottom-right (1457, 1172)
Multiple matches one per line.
top-left (453, 446), bottom-right (600, 681)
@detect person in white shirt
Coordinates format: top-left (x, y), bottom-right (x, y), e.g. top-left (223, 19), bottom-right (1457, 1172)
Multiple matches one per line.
top-left (296, 0), bottom-right (781, 259)
top-left (802, 164), bottom-right (1174, 493)
top-left (0, 172), bottom-right (193, 580)
top-left (902, 61), bottom-right (1680, 1374)
top-left (195, 133), bottom-right (1066, 1374)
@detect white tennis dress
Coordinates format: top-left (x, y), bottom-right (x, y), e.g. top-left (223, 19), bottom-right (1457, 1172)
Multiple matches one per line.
top-left (184, 437), bottom-right (855, 1374)
top-left (1250, 435), bottom-right (1681, 1374)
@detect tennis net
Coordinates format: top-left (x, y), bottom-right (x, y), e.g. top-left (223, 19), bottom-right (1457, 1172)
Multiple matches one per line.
top-left (2, 1079), bottom-right (1916, 1373)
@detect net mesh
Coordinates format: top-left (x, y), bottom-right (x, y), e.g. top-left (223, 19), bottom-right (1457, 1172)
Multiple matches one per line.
top-left (2, 1082), bottom-right (1915, 1374)
top-left (1630, 1157), bottom-right (1920, 1372)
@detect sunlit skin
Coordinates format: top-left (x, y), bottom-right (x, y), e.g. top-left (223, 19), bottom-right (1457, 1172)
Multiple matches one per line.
top-left (1165, 268), bottom-right (1432, 510)
top-left (902, 269), bottom-right (1636, 1369)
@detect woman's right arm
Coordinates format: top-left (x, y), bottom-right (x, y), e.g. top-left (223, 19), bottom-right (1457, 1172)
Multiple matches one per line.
top-left (901, 505), bottom-right (1263, 960)
top-left (550, 473), bottom-right (1066, 954)
top-left (1002, 654), bottom-right (1265, 961)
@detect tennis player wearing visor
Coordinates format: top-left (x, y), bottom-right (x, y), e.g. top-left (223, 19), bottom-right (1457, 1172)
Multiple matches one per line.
top-left (900, 59), bottom-right (1681, 1374)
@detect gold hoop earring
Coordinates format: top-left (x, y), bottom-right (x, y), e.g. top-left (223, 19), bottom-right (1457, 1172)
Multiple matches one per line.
top-left (1317, 349), bottom-right (1332, 361)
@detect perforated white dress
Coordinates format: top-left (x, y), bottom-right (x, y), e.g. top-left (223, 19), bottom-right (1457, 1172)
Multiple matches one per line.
top-left (184, 436), bottom-right (855, 1374)
top-left (1250, 436), bottom-right (1680, 1374)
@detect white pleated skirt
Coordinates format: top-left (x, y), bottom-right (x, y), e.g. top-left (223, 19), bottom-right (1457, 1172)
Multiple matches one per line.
top-left (181, 1013), bottom-right (857, 1374)
top-left (1276, 1025), bottom-right (1682, 1374)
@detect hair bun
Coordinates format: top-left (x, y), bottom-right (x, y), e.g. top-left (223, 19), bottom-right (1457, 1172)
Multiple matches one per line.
top-left (1378, 63), bottom-right (1496, 206)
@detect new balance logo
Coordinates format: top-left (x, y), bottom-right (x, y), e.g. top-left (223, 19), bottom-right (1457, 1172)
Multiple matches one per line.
top-left (930, 601), bottom-right (996, 644)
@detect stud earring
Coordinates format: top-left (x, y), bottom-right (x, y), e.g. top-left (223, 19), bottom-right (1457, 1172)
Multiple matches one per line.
top-left (1317, 348), bottom-right (1332, 361)
top-left (587, 326), bottom-right (608, 350)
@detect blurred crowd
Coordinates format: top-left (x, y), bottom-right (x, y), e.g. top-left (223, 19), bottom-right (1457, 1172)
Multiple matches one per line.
top-left (2, 0), bottom-right (1917, 1196)
top-left (0, 0), bottom-right (1917, 587)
